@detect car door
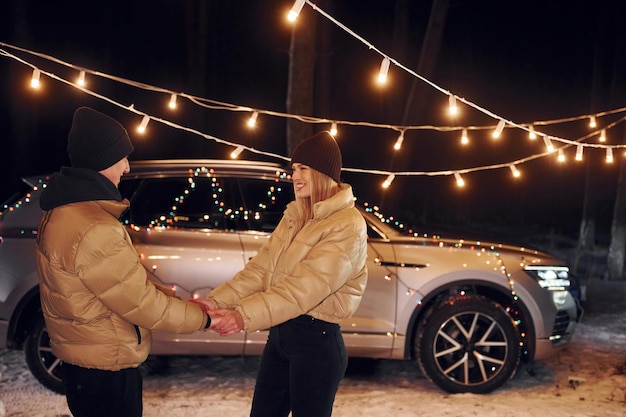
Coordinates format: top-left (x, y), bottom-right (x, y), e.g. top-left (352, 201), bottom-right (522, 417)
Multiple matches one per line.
top-left (123, 175), bottom-right (248, 354)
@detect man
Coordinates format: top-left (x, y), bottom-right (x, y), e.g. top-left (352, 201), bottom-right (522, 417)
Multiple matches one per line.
top-left (35, 106), bottom-right (219, 417)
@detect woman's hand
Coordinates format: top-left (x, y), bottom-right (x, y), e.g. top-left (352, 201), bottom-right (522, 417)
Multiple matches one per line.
top-left (211, 309), bottom-right (244, 336)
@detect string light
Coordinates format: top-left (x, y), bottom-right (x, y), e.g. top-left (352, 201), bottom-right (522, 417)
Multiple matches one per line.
top-left (137, 115), bottom-right (150, 134)
top-left (557, 148), bottom-right (566, 163)
top-left (454, 172), bottom-right (465, 187)
top-left (460, 128), bottom-right (469, 145)
top-left (30, 68), bottom-right (41, 89)
top-left (509, 164), bottom-right (521, 178)
top-left (575, 144), bottom-right (584, 161)
top-left (599, 129), bottom-right (606, 142)
top-left (606, 147), bottom-right (614, 163)
top-left (230, 145), bottom-right (244, 159)
top-left (377, 57), bottom-right (390, 84)
top-left (287, 0), bottom-right (306, 22)
top-left (528, 125), bottom-right (537, 140)
top-left (382, 174), bottom-right (395, 188)
top-left (492, 119), bottom-right (505, 139)
top-left (589, 116), bottom-right (597, 128)
top-left (448, 95), bottom-right (458, 116)
top-left (76, 70), bottom-right (86, 87)
top-left (168, 93), bottom-right (178, 109)
top-left (393, 131), bottom-right (404, 150)
top-left (330, 122), bottom-right (338, 137)
top-left (247, 111), bottom-right (259, 128)
top-left (543, 135), bottom-right (554, 152)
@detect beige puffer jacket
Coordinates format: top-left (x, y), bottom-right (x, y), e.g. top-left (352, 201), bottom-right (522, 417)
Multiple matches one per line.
top-left (36, 199), bottom-right (207, 371)
top-left (209, 183), bottom-right (368, 331)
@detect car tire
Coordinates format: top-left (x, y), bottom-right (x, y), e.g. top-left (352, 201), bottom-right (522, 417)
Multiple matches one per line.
top-left (24, 314), bottom-right (65, 394)
top-left (417, 294), bottom-right (521, 394)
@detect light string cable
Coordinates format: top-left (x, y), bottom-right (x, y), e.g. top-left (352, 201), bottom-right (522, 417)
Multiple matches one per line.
top-left (3, 40), bottom-right (625, 139)
top-left (2, 40), bottom-right (626, 181)
top-left (0, 47), bottom-right (290, 163)
top-left (302, 1), bottom-right (626, 148)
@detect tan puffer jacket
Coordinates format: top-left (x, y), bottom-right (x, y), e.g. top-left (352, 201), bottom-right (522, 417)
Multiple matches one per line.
top-left (209, 183), bottom-right (368, 331)
top-left (36, 199), bottom-right (207, 371)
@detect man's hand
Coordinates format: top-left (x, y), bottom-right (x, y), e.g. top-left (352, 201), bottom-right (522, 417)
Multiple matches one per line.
top-left (211, 309), bottom-right (244, 336)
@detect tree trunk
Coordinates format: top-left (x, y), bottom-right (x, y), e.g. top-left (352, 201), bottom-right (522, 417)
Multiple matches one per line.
top-left (286, 7), bottom-right (317, 154)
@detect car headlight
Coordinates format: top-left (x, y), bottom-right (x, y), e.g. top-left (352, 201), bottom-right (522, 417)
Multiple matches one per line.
top-left (524, 265), bottom-right (571, 291)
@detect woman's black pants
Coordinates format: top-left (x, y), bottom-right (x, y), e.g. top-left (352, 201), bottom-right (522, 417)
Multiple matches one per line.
top-left (250, 315), bottom-right (348, 417)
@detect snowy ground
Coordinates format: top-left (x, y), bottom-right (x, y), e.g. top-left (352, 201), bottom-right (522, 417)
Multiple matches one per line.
top-left (1, 307), bottom-right (625, 417)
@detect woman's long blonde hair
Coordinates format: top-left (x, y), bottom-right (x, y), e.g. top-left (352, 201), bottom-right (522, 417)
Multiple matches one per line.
top-left (293, 168), bottom-right (340, 226)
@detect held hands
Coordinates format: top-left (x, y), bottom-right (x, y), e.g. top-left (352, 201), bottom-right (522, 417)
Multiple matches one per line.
top-left (188, 298), bottom-right (244, 336)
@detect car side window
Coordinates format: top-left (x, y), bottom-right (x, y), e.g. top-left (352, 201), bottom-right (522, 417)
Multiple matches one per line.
top-left (124, 175), bottom-right (293, 232)
top-left (234, 178), bottom-right (293, 232)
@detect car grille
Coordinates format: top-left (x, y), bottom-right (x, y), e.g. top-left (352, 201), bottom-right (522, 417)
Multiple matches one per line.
top-left (552, 310), bottom-right (570, 337)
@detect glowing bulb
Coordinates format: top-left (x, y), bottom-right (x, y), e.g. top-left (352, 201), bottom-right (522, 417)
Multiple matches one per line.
top-left (509, 164), bottom-right (521, 178)
top-left (543, 135), bottom-right (554, 152)
top-left (137, 115), bottom-right (150, 134)
top-left (382, 174), bottom-right (395, 189)
top-left (77, 70), bottom-right (86, 86)
top-left (575, 144), bottom-right (583, 161)
top-left (599, 129), bottom-right (606, 142)
top-left (169, 94), bottom-right (178, 109)
top-left (30, 68), bottom-right (41, 89)
top-left (557, 148), bottom-right (566, 163)
top-left (448, 95), bottom-right (458, 116)
top-left (230, 146), bottom-right (244, 159)
top-left (492, 119), bottom-right (505, 139)
top-left (393, 132), bottom-right (404, 150)
top-left (606, 147), bottom-right (614, 163)
top-left (460, 129), bottom-right (469, 145)
top-left (454, 172), bottom-right (465, 187)
top-left (287, 0), bottom-right (306, 21)
top-left (377, 57), bottom-right (390, 84)
top-left (528, 125), bottom-right (537, 140)
top-left (589, 116), bottom-right (597, 128)
top-left (330, 122), bottom-right (338, 137)
top-left (247, 111), bottom-right (259, 128)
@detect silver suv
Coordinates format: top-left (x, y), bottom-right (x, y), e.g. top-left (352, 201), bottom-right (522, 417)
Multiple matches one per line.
top-left (0, 159), bottom-right (580, 394)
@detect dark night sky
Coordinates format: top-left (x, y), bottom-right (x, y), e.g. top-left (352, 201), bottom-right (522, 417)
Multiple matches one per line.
top-left (1, 0), bottom-right (625, 241)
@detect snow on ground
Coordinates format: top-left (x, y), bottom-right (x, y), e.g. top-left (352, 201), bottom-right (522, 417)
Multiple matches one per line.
top-left (1, 310), bottom-right (625, 417)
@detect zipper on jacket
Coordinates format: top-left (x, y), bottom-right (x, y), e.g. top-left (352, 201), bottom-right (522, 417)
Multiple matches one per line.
top-left (134, 325), bottom-right (142, 345)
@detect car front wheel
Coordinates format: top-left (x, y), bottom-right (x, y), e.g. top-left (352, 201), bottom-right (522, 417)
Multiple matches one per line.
top-left (24, 314), bottom-right (65, 394)
top-left (417, 294), bottom-right (521, 394)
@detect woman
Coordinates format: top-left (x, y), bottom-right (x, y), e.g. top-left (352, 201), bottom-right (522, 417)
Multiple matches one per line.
top-left (198, 131), bottom-right (368, 417)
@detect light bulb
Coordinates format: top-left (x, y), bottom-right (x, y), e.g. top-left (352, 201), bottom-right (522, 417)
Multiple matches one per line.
top-left (30, 68), bottom-right (41, 89)
top-left (575, 144), bottom-right (583, 161)
top-left (543, 135), bottom-right (554, 152)
top-left (382, 174), bottom-right (395, 188)
top-left (606, 147), bottom-right (614, 163)
top-left (528, 125), bottom-right (537, 140)
top-left (230, 146), bottom-right (244, 159)
top-left (454, 172), bottom-right (465, 187)
top-left (377, 57), bottom-right (390, 84)
top-left (557, 149), bottom-right (566, 163)
top-left (330, 122), bottom-right (338, 137)
top-left (599, 129), bottom-right (606, 142)
top-left (509, 164), bottom-right (521, 178)
top-left (448, 95), bottom-right (458, 116)
top-left (77, 70), bottom-right (86, 87)
top-left (137, 115), bottom-right (150, 134)
top-left (492, 119), bottom-right (505, 139)
top-left (589, 116), bottom-right (597, 128)
top-left (460, 129), bottom-right (469, 145)
top-left (287, 0), bottom-right (306, 22)
top-left (247, 111), bottom-right (259, 128)
top-left (169, 94), bottom-right (177, 109)
top-left (393, 132), bottom-right (404, 150)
